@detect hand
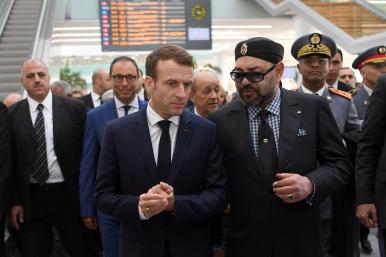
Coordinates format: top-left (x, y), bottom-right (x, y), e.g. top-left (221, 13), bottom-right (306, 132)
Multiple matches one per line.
top-left (139, 193), bottom-right (167, 218)
top-left (272, 173), bottom-right (313, 203)
top-left (356, 204), bottom-right (378, 228)
top-left (212, 247), bottom-right (225, 257)
top-left (83, 216), bottom-right (98, 230)
top-left (10, 205), bottom-right (24, 230)
top-left (149, 182), bottom-right (175, 211)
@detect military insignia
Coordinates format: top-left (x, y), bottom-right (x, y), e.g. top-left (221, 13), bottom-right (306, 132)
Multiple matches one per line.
top-left (378, 46), bottom-right (386, 54)
top-left (328, 87), bottom-right (352, 100)
top-left (240, 43), bottom-right (248, 56)
top-left (309, 33), bottom-right (321, 47)
top-left (326, 96), bottom-right (332, 102)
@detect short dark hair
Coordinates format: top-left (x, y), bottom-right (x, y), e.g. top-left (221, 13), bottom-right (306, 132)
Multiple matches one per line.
top-left (145, 45), bottom-right (194, 79)
top-left (109, 56), bottom-right (139, 77)
top-left (336, 48), bottom-right (343, 61)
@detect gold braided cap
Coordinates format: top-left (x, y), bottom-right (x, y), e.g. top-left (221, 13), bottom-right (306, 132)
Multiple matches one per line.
top-left (297, 43), bottom-right (332, 59)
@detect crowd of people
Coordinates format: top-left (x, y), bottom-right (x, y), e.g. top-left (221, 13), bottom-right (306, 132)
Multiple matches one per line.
top-left (0, 32), bottom-right (385, 257)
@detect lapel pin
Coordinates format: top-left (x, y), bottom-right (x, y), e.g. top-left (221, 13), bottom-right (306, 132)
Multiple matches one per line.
top-left (326, 96), bottom-right (332, 102)
top-left (296, 110), bottom-right (301, 114)
top-left (263, 138), bottom-right (268, 143)
top-left (363, 100), bottom-right (368, 106)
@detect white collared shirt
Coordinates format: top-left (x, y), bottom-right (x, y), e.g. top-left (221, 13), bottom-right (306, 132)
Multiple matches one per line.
top-left (91, 90), bottom-right (102, 108)
top-left (193, 106), bottom-right (203, 117)
top-left (301, 84), bottom-right (327, 96)
top-left (329, 80), bottom-right (338, 89)
top-left (114, 95), bottom-right (140, 118)
top-left (27, 92), bottom-right (64, 183)
top-left (146, 101), bottom-right (179, 163)
top-left (363, 83), bottom-right (373, 96)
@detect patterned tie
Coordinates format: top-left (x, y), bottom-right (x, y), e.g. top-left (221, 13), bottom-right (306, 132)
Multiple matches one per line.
top-left (157, 120), bottom-right (171, 181)
top-left (122, 105), bottom-right (131, 116)
top-left (32, 104), bottom-right (49, 184)
top-left (258, 110), bottom-right (278, 178)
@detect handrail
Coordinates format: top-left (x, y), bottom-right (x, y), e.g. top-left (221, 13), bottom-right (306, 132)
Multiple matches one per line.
top-left (0, 0), bottom-right (15, 37)
top-left (356, 0), bottom-right (386, 19)
top-left (31, 0), bottom-right (48, 58)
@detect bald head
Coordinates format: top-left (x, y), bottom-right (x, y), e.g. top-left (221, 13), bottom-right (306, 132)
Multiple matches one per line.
top-left (21, 59), bottom-right (51, 102)
top-left (92, 68), bottom-right (111, 96)
top-left (3, 93), bottom-right (22, 107)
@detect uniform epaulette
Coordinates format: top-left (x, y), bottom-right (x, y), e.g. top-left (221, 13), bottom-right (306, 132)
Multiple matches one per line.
top-left (328, 87), bottom-right (352, 100)
top-left (348, 88), bottom-right (357, 95)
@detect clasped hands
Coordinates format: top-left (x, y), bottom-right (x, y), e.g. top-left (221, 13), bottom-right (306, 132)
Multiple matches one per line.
top-left (272, 173), bottom-right (313, 203)
top-left (139, 182), bottom-right (175, 219)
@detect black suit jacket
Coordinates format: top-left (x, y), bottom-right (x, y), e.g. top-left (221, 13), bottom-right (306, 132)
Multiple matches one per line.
top-left (80, 93), bottom-right (94, 109)
top-left (210, 88), bottom-right (350, 257)
top-left (9, 95), bottom-right (86, 220)
top-left (356, 74), bottom-right (386, 228)
top-left (0, 103), bottom-right (12, 212)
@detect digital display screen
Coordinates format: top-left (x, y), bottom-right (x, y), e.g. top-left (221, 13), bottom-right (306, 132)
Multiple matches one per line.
top-left (99, 0), bottom-right (212, 51)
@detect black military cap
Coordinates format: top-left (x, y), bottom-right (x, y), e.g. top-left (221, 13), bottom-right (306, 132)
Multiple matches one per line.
top-left (291, 33), bottom-right (337, 60)
top-left (234, 37), bottom-right (284, 63)
top-left (352, 46), bottom-right (386, 69)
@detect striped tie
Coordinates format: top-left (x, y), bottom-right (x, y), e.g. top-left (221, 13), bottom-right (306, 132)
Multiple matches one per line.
top-left (32, 104), bottom-right (49, 184)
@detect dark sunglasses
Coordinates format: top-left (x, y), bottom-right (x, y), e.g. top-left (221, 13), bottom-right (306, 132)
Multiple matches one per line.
top-left (230, 64), bottom-right (276, 83)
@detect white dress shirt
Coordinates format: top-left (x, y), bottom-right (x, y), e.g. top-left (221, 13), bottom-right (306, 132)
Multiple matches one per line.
top-left (363, 83), bottom-right (373, 96)
top-left (114, 95), bottom-right (139, 118)
top-left (193, 106), bottom-right (203, 117)
top-left (138, 101), bottom-right (180, 219)
top-left (91, 91), bottom-right (102, 108)
top-left (330, 80), bottom-right (339, 89)
top-left (27, 92), bottom-right (64, 183)
top-left (301, 84), bottom-right (327, 96)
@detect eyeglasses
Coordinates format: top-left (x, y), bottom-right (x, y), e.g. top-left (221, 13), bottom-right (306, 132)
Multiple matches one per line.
top-left (230, 64), bottom-right (276, 83)
top-left (112, 74), bottom-right (137, 83)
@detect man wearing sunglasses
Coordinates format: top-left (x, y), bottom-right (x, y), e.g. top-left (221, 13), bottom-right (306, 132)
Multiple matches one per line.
top-left (352, 46), bottom-right (386, 121)
top-left (210, 37), bottom-right (350, 257)
top-left (293, 33), bottom-right (361, 257)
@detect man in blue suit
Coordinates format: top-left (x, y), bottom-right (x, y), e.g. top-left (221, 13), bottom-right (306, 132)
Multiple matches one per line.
top-left (95, 45), bottom-right (228, 257)
top-left (79, 56), bottom-right (147, 257)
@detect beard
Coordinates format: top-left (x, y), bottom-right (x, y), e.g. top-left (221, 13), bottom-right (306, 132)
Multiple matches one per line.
top-left (238, 76), bottom-right (276, 107)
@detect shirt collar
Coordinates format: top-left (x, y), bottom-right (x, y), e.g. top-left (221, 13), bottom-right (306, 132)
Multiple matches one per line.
top-left (146, 101), bottom-right (180, 127)
top-left (193, 106), bottom-right (203, 117)
top-left (27, 91), bottom-right (52, 112)
top-left (329, 80), bottom-right (338, 89)
top-left (91, 91), bottom-right (101, 101)
top-left (301, 84), bottom-right (326, 96)
top-left (114, 95), bottom-right (139, 109)
top-left (362, 83), bottom-right (373, 96)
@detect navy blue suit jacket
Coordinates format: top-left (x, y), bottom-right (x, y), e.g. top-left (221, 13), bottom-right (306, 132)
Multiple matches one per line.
top-left (95, 108), bottom-right (228, 257)
top-left (79, 98), bottom-right (147, 217)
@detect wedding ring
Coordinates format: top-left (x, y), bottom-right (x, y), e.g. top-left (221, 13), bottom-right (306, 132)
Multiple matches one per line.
top-left (288, 193), bottom-right (293, 200)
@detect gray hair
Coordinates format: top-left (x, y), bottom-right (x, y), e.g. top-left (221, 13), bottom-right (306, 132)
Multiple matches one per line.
top-left (192, 67), bottom-right (220, 92)
top-left (50, 80), bottom-right (72, 95)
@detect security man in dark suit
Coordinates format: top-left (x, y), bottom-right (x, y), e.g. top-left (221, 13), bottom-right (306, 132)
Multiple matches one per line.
top-left (9, 59), bottom-right (99, 257)
top-left (0, 102), bottom-right (12, 256)
top-left (352, 45), bottom-right (386, 121)
top-left (356, 74), bottom-right (386, 254)
top-left (210, 37), bottom-right (350, 257)
top-left (327, 48), bottom-right (355, 93)
top-left (292, 33), bottom-right (361, 257)
top-left (80, 68), bottom-right (111, 109)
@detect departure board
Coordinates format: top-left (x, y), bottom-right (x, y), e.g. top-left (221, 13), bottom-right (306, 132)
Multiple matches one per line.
top-left (99, 0), bottom-right (212, 51)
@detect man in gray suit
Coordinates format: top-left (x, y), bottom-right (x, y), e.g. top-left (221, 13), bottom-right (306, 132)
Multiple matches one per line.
top-left (352, 45), bottom-right (386, 121)
top-left (292, 33), bottom-right (361, 257)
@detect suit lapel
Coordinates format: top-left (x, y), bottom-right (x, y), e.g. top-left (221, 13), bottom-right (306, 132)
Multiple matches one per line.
top-left (278, 89), bottom-right (302, 171)
top-left (19, 99), bottom-right (35, 143)
top-left (226, 100), bottom-right (264, 182)
top-left (107, 99), bottom-right (118, 119)
top-left (135, 109), bottom-right (160, 184)
top-left (167, 111), bottom-right (193, 185)
top-left (52, 96), bottom-right (63, 150)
